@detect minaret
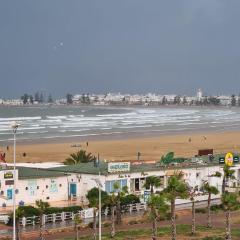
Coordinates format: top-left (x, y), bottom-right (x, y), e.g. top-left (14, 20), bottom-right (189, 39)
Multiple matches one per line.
top-left (197, 89), bottom-right (203, 101)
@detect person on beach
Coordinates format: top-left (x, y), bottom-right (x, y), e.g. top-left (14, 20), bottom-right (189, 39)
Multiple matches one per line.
top-left (188, 138), bottom-right (192, 142)
top-left (86, 142), bottom-right (88, 147)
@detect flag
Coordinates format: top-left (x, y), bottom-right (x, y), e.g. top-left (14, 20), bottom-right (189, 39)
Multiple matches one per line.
top-left (0, 152), bottom-right (6, 163)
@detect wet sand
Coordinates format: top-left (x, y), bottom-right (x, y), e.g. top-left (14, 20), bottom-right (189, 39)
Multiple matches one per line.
top-left (1, 131), bottom-right (240, 163)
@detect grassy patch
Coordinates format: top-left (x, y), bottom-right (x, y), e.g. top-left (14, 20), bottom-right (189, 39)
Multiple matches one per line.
top-left (57, 224), bottom-right (236, 240)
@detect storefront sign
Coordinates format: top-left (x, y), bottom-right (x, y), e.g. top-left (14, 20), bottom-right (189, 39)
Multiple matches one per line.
top-left (144, 191), bottom-right (151, 202)
top-left (233, 156), bottom-right (239, 163)
top-left (225, 152), bottom-right (233, 167)
top-left (5, 180), bottom-right (14, 185)
top-left (108, 162), bottom-right (130, 173)
top-left (219, 157), bottom-right (225, 164)
top-left (4, 172), bottom-right (13, 179)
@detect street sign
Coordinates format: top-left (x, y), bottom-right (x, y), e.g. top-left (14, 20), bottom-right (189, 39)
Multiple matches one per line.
top-left (225, 152), bottom-right (233, 166)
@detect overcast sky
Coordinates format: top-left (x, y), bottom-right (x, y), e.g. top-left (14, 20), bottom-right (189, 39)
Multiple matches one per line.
top-left (1, 0), bottom-right (240, 98)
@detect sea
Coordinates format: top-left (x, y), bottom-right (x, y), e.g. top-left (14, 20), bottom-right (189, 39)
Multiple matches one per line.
top-left (0, 105), bottom-right (240, 143)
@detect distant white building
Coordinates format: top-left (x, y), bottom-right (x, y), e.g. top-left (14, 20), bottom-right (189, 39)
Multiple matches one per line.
top-left (3, 99), bottom-right (23, 106)
top-left (217, 95), bottom-right (231, 106)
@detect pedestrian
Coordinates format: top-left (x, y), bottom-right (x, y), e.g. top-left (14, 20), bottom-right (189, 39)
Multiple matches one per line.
top-left (86, 142), bottom-right (88, 147)
top-left (6, 146), bottom-right (9, 151)
top-left (188, 138), bottom-right (192, 143)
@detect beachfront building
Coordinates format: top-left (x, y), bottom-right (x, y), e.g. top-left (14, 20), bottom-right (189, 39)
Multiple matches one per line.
top-left (1, 154), bottom-right (240, 208)
top-left (49, 159), bottom-right (226, 203)
top-left (0, 167), bottom-right (69, 207)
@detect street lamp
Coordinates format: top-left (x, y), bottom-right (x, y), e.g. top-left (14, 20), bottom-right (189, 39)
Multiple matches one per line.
top-left (11, 121), bottom-right (19, 240)
top-left (92, 173), bottom-right (103, 240)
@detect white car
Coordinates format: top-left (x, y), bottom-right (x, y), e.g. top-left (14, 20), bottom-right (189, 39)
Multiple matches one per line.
top-left (0, 214), bottom-right (10, 224)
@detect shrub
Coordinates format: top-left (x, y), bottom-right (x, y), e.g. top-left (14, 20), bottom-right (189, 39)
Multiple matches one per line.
top-left (45, 206), bottom-right (82, 214)
top-left (201, 237), bottom-right (224, 240)
top-left (88, 221), bottom-right (99, 228)
top-left (103, 222), bottom-right (111, 228)
top-left (210, 204), bottom-right (223, 212)
top-left (120, 194), bottom-right (140, 206)
top-left (128, 220), bottom-right (139, 225)
top-left (18, 206), bottom-right (40, 217)
top-left (196, 208), bottom-right (207, 214)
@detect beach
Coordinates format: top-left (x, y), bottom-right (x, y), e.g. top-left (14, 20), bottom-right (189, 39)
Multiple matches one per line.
top-left (2, 130), bottom-right (240, 163)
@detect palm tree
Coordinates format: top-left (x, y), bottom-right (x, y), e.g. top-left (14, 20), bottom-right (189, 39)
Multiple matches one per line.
top-left (35, 200), bottom-right (50, 240)
top-left (221, 192), bottom-right (239, 240)
top-left (64, 150), bottom-right (96, 165)
top-left (163, 172), bottom-right (189, 240)
top-left (106, 182), bottom-right (128, 238)
top-left (86, 187), bottom-right (108, 240)
top-left (147, 194), bottom-right (169, 240)
top-left (15, 208), bottom-right (25, 240)
top-left (222, 164), bottom-right (235, 194)
top-left (188, 186), bottom-right (198, 235)
top-left (144, 176), bottom-right (161, 194)
top-left (107, 193), bottom-right (117, 238)
top-left (74, 214), bottom-right (82, 240)
top-left (203, 182), bottom-right (219, 228)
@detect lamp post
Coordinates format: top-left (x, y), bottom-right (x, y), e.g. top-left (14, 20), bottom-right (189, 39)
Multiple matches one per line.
top-left (92, 173), bottom-right (103, 240)
top-left (11, 121), bottom-right (19, 240)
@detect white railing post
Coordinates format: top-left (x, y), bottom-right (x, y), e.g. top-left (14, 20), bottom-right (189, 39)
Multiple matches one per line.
top-left (42, 214), bottom-right (46, 225)
top-left (53, 213), bottom-right (56, 223)
top-left (61, 212), bottom-right (65, 221)
top-left (22, 217), bottom-right (26, 227)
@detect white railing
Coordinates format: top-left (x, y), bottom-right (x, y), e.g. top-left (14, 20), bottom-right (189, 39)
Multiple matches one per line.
top-left (20, 203), bottom-right (147, 227)
top-left (19, 198), bottom-right (221, 227)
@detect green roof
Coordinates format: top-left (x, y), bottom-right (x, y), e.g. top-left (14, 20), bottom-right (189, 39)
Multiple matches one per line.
top-left (17, 167), bottom-right (68, 179)
top-left (49, 153), bottom-right (240, 176)
top-left (50, 162), bottom-right (109, 175)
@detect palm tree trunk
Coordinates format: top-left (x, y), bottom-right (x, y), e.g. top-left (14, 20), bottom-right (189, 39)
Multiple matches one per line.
top-left (207, 193), bottom-right (212, 228)
top-left (75, 226), bottom-right (79, 240)
top-left (16, 219), bottom-right (20, 240)
top-left (152, 207), bottom-right (157, 240)
top-left (191, 199), bottom-right (196, 235)
top-left (171, 199), bottom-right (176, 240)
top-left (116, 199), bottom-right (121, 224)
top-left (222, 176), bottom-right (226, 195)
top-left (40, 213), bottom-right (44, 240)
top-left (111, 206), bottom-right (115, 238)
top-left (93, 209), bottom-right (97, 240)
top-left (225, 210), bottom-right (231, 240)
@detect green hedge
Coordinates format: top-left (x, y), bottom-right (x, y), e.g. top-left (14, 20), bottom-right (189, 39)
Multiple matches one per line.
top-left (17, 205), bottom-right (82, 217)
top-left (120, 194), bottom-right (140, 206)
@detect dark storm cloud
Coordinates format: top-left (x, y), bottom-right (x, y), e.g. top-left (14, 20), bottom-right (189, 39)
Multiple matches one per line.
top-left (0, 0), bottom-right (240, 98)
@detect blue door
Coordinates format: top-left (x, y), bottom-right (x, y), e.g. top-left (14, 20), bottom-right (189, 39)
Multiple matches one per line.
top-left (69, 183), bottom-right (77, 197)
top-left (7, 189), bottom-right (13, 200)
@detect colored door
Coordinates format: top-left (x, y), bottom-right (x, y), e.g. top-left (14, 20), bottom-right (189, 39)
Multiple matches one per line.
top-left (7, 189), bottom-right (13, 200)
top-left (69, 183), bottom-right (76, 197)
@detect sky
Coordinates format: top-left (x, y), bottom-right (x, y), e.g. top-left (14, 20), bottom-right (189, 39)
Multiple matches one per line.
top-left (1, 0), bottom-right (240, 98)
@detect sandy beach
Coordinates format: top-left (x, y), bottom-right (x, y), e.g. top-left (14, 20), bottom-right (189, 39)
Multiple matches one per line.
top-left (1, 131), bottom-right (240, 163)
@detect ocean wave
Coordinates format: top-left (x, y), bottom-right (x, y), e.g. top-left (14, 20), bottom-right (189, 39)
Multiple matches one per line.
top-left (0, 116), bottom-right (42, 121)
